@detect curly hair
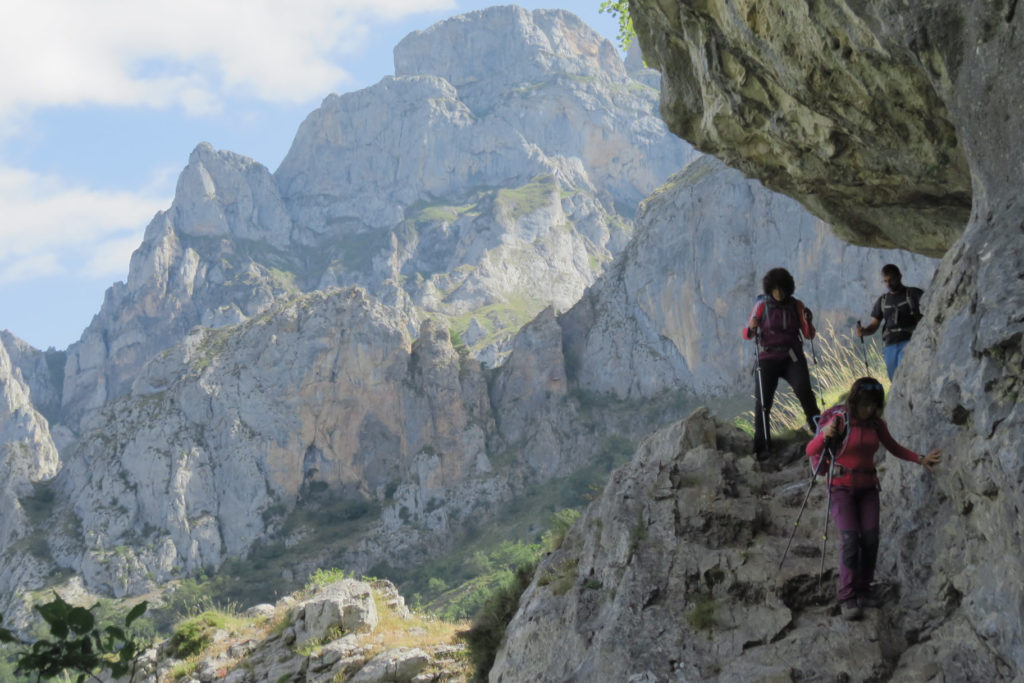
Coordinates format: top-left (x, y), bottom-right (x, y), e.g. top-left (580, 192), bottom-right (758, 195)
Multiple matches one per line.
top-left (845, 376), bottom-right (886, 417)
top-left (762, 267), bottom-right (796, 298)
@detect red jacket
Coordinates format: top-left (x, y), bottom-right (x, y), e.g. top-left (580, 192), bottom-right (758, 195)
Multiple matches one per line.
top-left (806, 413), bottom-right (922, 489)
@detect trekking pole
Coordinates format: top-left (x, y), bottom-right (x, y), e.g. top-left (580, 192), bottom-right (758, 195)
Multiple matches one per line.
top-left (818, 445), bottom-right (837, 585)
top-left (809, 337), bottom-right (824, 415)
top-left (778, 449), bottom-right (830, 570)
top-left (753, 331), bottom-right (771, 453)
top-left (856, 320), bottom-right (870, 373)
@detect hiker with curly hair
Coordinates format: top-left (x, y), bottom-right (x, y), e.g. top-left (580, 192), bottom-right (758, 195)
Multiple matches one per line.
top-left (807, 377), bottom-right (942, 621)
top-left (742, 267), bottom-right (819, 460)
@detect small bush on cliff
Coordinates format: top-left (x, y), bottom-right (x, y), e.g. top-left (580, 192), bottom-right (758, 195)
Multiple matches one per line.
top-left (169, 610), bottom-right (247, 659)
top-left (460, 562), bottom-right (537, 682)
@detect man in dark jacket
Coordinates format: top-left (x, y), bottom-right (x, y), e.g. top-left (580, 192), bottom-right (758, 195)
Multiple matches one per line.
top-left (856, 264), bottom-right (924, 379)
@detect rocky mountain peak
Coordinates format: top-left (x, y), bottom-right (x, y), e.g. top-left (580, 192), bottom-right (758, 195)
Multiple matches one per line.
top-left (164, 142), bottom-right (292, 248)
top-left (394, 6), bottom-right (627, 95)
top-left (51, 7), bottom-right (695, 436)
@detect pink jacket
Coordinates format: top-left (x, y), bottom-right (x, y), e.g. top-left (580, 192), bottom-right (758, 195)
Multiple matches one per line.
top-left (806, 414), bottom-right (922, 488)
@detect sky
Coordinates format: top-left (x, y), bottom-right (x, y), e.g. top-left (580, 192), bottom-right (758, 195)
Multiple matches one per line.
top-left (0, 1), bottom-right (622, 351)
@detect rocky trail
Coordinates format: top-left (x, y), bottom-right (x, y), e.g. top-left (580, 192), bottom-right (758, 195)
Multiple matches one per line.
top-left (493, 409), bottom-right (967, 682)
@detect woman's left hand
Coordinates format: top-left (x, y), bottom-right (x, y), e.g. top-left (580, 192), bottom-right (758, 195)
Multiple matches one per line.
top-left (921, 449), bottom-right (942, 471)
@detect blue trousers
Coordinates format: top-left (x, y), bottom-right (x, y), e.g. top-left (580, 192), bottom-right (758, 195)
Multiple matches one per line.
top-left (883, 340), bottom-right (910, 379)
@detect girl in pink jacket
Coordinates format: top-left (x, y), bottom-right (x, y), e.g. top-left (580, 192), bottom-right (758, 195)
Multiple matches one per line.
top-left (806, 377), bottom-right (941, 620)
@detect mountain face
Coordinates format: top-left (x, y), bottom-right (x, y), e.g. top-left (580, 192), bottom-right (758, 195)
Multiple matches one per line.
top-left (50, 290), bottom-right (499, 595)
top-left (58, 6), bottom-right (697, 435)
top-left (0, 7), bottom-right (697, 616)
top-left (4, 140), bottom-right (939, 612)
top-left (0, 338), bottom-right (60, 551)
top-left (490, 0), bottom-right (1024, 679)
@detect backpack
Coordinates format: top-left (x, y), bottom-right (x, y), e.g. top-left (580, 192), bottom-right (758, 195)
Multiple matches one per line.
top-left (881, 286), bottom-right (924, 335)
top-left (753, 295), bottom-right (803, 350)
top-left (810, 405), bottom-right (849, 474)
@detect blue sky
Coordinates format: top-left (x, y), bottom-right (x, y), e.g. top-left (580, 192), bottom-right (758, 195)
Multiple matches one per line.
top-left (0, 1), bottom-right (622, 351)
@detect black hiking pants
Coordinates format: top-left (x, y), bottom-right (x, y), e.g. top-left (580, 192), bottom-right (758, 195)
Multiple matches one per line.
top-left (753, 350), bottom-right (819, 454)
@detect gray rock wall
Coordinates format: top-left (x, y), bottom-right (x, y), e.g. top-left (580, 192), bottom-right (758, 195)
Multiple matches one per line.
top-left (493, 409), bottom-right (1007, 682)
top-left (49, 289), bottom-right (503, 595)
top-left (563, 154), bottom-right (937, 399)
top-left (594, 0), bottom-right (1024, 677)
top-left (0, 340), bottom-right (60, 550)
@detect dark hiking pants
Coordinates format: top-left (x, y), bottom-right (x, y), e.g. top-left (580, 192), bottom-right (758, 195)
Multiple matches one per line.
top-left (752, 351), bottom-right (819, 452)
top-left (829, 486), bottom-right (881, 603)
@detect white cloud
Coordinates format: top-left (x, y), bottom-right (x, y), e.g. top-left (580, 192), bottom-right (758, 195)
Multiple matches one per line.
top-left (80, 235), bottom-right (148, 279)
top-left (0, 165), bottom-right (167, 284)
top-left (0, 0), bottom-right (455, 119)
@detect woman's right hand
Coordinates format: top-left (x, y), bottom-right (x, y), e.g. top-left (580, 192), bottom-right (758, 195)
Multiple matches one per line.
top-left (822, 419), bottom-right (840, 439)
top-left (921, 449), bottom-right (942, 471)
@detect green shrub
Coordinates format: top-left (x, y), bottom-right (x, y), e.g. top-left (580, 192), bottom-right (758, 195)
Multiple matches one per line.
top-left (461, 563), bottom-right (537, 682)
top-left (541, 508), bottom-right (580, 551)
top-left (169, 617), bottom-right (212, 659)
top-left (304, 568), bottom-right (349, 592)
top-left (169, 610), bottom-right (244, 659)
top-left (686, 592), bottom-right (717, 631)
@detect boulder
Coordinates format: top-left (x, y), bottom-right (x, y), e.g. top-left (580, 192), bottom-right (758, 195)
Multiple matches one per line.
top-left (292, 579), bottom-right (378, 648)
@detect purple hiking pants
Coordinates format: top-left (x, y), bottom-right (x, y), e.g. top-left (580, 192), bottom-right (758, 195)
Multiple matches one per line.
top-left (829, 487), bottom-right (880, 603)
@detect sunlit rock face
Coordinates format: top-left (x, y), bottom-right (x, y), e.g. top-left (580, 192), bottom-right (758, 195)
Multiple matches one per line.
top-left (0, 338), bottom-right (60, 550)
top-left (57, 6), bottom-right (696, 435)
top-left (622, 0), bottom-right (1024, 677)
top-left (561, 154), bottom-right (938, 399)
top-left (631, 0), bottom-right (972, 256)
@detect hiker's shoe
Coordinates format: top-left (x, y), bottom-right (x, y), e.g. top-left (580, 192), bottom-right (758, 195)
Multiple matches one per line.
top-left (840, 601), bottom-right (863, 621)
top-left (858, 594), bottom-right (882, 609)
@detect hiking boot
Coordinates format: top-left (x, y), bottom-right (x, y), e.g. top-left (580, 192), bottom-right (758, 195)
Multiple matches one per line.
top-left (858, 594), bottom-right (882, 609)
top-left (840, 601), bottom-right (863, 621)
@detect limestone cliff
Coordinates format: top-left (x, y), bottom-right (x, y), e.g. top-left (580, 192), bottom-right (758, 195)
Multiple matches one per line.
top-left (562, 154), bottom-right (937, 399)
top-left (0, 337), bottom-right (60, 581)
top-left (44, 289), bottom-right (495, 596)
top-left (58, 6), bottom-right (696, 435)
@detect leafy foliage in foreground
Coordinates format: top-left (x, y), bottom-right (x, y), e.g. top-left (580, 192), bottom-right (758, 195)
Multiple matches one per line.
top-left (599, 0), bottom-right (635, 50)
top-left (0, 594), bottom-right (148, 682)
